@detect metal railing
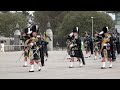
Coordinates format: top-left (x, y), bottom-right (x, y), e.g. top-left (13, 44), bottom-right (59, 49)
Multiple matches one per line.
top-left (4, 45), bottom-right (24, 52)
top-left (53, 36), bottom-right (84, 51)
top-left (3, 36), bottom-right (85, 52)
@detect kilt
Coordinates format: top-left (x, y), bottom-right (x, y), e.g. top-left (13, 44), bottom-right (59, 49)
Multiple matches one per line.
top-left (101, 46), bottom-right (112, 58)
top-left (29, 49), bottom-right (40, 60)
top-left (70, 47), bottom-right (83, 58)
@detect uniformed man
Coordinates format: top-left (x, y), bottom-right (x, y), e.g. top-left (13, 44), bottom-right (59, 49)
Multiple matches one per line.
top-left (99, 26), bottom-right (113, 69)
top-left (69, 27), bottom-right (85, 68)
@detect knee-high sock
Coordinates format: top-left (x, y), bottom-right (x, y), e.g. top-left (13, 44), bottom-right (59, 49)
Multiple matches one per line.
top-left (24, 61), bottom-right (27, 66)
top-left (38, 62), bottom-right (41, 69)
top-left (70, 61), bottom-right (73, 67)
top-left (102, 62), bottom-right (105, 67)
top-left (30, 64), bottom-right (34, 71)
top-left (79, 60), bottom-right (83, 67)
top-left (109, 62), bottom-right (112, 67)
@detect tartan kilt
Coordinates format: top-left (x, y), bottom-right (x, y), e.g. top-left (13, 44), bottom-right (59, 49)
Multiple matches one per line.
top-left (70, 47), bottom-right (83, 57)
top-left (29, 49), bottom-right (40, 60)
top-left (101, 46), bottom-right (112, 58)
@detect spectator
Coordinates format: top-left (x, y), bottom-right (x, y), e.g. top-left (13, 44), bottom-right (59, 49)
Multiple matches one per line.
top-left (0, 41), bottom-right (5, 52)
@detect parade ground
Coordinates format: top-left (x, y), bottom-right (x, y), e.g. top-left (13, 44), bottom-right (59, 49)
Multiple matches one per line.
top-left (0, 51), bottom-right (120, 79)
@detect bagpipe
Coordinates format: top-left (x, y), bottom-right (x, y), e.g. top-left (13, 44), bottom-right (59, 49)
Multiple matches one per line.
top-left (43, 32), bottom-right (52, 41)
top-left (97, 26), bottom-right (112, 60)
top-left (17, 24), bottom-right (41, 60)
top-left (66, 26), bottom-right (82, 51)
top-left (66, 32), bottom-right (78, 50)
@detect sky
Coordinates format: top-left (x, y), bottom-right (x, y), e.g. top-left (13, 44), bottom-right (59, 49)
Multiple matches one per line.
top-left (28, 11), bottom-right (116, 20)
top-left (10, 11), bottom-right (115, 20)
top-left (108, 13), bottom-right (115, 20)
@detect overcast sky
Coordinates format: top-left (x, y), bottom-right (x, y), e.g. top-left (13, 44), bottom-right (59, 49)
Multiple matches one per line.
top-left (10, 11), bottom-right (115, 20)
top-left (28, 11), bottom-right (116, 20)
top-left (108, 13), bottom-right (115, 20)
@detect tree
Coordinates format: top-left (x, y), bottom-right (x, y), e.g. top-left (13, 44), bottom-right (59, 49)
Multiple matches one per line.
top-left (34, 11), bottom-right (49, 34)
top-left (0, 12), bottom-right (27, 37)
top-left (33, 11), bottom-right (69, 34)
top-left (57, 11), bottom-right (114, 37)
top-left (22, 11), bottom-right (29, 17)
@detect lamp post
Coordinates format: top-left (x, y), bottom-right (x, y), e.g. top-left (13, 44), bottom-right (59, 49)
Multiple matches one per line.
top-left (10, 34), bottom-right (12, 45)
top-left (91, 17), bottom-right (94, 41)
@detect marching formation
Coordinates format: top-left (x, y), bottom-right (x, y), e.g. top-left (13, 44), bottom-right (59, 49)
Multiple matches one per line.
top-left (66, 26), bottom-right (120, 69)
top-left (19, 23), bottom-right (120, 72)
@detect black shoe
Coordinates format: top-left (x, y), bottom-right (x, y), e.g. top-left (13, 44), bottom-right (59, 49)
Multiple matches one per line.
top-left (29, 70), bottom-right (34, 72)
top-left (38, 69), bottom-right (41, 71)
top-left (41, 63), bottom-right (45, 66)
top-left (69, 66), bottom-right (74, 68)
top-left (112, 59), bottom-right (116, 62)
top-left (109, 67), bottom-right (112, 68)
top-left (101, 67), bottom-right (105, 69)
top-left (23, 65), bottom-right (27, 67)
top-left (42, 64), bottom-right (45, 66)
top-left (83, 63), bottom-right (86, 65)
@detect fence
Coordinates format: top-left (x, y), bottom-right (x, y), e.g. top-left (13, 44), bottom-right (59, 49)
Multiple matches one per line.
top-left (53, 36), bottom-right (84, 51)
top-left (53, 36), bottom-right (67, 51)
top-left (4, 45), bottom-right (24, 52)
top-left (1, 37), bottom-right (84, 52)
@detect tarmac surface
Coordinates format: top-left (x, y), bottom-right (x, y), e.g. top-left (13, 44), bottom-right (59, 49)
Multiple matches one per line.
top-left (0, 51), bottom-right (120, 79)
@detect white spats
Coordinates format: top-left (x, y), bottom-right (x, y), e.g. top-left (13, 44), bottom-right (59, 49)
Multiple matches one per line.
top-left (38, 62), bottom-right (41, 71)
top-left (24, 61), bottom-right (28, 66)
top-left (88, 53), bottom-right (91, 57)
top-left (101, 62), bottom-right (106, 69)
top-left (44, 56), bottom-right (48, 61)
top-left (102, 62), bottom-right (105, 68)
top-left (79, 61), bottom-right (83, 67)
top-left (29, 65), bottom-right (34, 72)
top-left (23, 61), bottom-right (28, 67)
top-left (85, 53), bottom-right (88, 58)
top-left (69, 61), bottom-right (73, 68)
top-left (67, 55), bottom-right (71, 59)
top-left (38, 66), bottom-right (41, 71)
top-left (109, 62), bottom-right (112, 68)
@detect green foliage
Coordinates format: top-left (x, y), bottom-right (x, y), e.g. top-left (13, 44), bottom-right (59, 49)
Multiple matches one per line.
top-left (57, 11), bottom-right (114, 37)
top-left (34, 11), bottom-right (49, 34)
top-left (33, 11), bottom-right (114, 37)
top-left (33, 11), bottom-right (69, 35)
top-left (0, 12), bottom-right (27, 37)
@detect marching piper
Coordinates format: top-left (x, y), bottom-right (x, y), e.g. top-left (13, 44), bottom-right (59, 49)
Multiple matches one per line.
top-left (68, 27), bottom-right (85, 68)
top-left (99, 26), bottom-right (113, 69)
